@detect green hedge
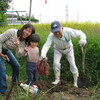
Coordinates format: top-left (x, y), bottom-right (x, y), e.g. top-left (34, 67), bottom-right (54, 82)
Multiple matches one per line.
top-left (0, 13), bottom-right (7, 26)
top-left (17, 17), bottom-right (39, 23)
top-left (34, 22), bottom-right (100, 86)
top-left (0, 22), bottom-right (100, 86)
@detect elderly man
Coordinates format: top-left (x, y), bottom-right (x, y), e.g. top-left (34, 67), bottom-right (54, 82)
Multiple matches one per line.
top-left (41, 21), bottom-right (87, 87)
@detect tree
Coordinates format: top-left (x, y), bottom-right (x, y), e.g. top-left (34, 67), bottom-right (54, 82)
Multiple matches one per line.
top-left (0, 0), bottom-right (12, 26)
top-left (0, 0), bottom-right (12, 11)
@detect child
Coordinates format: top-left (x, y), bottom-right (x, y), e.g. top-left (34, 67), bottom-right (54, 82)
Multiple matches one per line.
top-left (24, 34), bottom-right (40, 86)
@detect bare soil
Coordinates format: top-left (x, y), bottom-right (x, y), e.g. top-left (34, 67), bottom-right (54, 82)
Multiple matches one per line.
top-left (34, 80), bottom-right (100, 100)
top-left (0, 77), bottom-right (100, 100)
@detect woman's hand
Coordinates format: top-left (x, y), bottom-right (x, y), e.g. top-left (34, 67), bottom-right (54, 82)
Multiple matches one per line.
top-left (14, 37), bottom-right (20, 47)
top-left (0, 53), bottom-right (9, 61)
top-left (14, 37), bottom-right (20, 52)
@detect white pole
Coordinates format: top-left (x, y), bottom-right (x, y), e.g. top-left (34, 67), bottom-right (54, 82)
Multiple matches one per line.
top-left (29, 0), bottom-right (32, 23)
top-left (77, 10), bottom-right (79, 22)
top-left (12, 1), bottom-right (14, 24)
top-left (65, 5), bottom-right (68, 22)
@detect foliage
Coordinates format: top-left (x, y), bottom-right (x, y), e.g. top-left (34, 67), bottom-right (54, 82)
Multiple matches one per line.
top-left (0, 0), bottom-right (12, 11)
top-left (0, 0), bottom-right (12, 26)
top-left (34, 22), bottom-right (100, 86)
top-left (0, 22), bottom-right (100, 86)
top-left (17, 17), bottom-right (39, 23)
top-left (0, 13), bottom-right (7, 26)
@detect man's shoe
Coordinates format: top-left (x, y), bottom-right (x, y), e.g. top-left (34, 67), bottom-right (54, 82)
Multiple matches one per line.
top-left (52, 80), bottom-right (60, 85)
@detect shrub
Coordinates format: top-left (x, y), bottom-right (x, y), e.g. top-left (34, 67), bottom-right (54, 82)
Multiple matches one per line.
top-left (17, 17), bottom-right (39, 23)
top-left (0, 22), bottom-right (100, 86)
top-left (0, 13), bottom-right (7, 26)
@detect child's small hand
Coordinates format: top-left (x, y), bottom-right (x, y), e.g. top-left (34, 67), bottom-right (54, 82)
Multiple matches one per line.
top-left (24, 46), bottom-right (29, 52)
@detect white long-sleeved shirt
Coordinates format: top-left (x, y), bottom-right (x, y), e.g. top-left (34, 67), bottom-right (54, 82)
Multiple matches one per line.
top-left (41, 27), bottom-right (86, 57)
top-left (0, 29), bottom-right (26, 57)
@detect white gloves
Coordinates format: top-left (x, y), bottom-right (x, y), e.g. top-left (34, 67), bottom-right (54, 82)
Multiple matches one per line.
top-left (41, 54), bottom-right (47, 58)
top-left (79, 39), bottom-right (87, 46)
top-left (40, 54), bottom-right (47, 60)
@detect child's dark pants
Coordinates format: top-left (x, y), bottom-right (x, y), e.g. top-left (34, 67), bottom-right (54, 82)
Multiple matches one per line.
top-left (26, 62), bottom-right (39, 85)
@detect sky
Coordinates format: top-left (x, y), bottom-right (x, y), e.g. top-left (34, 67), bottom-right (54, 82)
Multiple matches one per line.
top-left (8, 0), bottom-right (100, 23)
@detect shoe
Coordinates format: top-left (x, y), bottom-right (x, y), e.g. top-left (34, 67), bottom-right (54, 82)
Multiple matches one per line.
top-left (52, 80), bottom-right (60, 85)
top-left (52, 72), bottom-right (60, 85)
top-left (73, 73), bottom-right (78, 88)
top-left (74, 83), bottom-right (78, 88)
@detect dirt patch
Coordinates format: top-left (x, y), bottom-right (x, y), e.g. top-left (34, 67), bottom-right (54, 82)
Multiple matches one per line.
top-left (0, 79), bottom-right (100, 100)
top-left (35, 80), bottom-right (100, 100)
top-left (36, 80), bottom-right (68, 92)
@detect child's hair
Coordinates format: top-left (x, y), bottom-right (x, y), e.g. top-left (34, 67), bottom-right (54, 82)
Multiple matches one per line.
top-left (27, 34), bottom-right (40, 45)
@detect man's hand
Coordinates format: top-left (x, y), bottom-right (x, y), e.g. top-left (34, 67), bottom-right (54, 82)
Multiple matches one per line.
top-left (79, 39), bottom-right (87, 46)
top-left (40, 54), bottom-right (47, 61)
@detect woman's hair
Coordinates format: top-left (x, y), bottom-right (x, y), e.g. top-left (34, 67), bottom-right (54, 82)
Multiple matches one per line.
top-left (17, 23), bottom-right (35, 42)
top-left (27, 34), bottom-right (40, 45)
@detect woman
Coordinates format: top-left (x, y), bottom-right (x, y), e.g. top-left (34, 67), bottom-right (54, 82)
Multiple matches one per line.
top-left (0, 24), bottom-right (35, 94)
